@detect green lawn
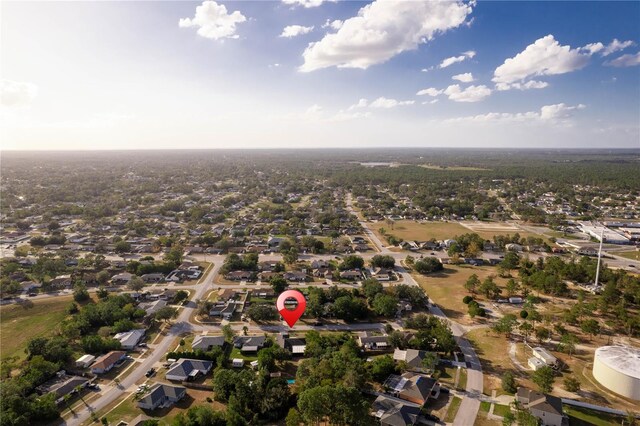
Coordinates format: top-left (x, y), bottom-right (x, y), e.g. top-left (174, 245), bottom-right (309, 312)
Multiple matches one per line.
top-left (564, 406), bottom-right (625, 426)
top-left (0, 295), bottom-right (74, 360)
top-left (229, 347), bottom-right (258, 362)
top-left (493, 404), bottom-right (511, 417)
top-left (618, 250), bottom-right (640, 261)
top-left (444, 396), bottom-right (462, 423)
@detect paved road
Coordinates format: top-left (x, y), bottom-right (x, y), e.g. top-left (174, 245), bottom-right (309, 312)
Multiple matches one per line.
top-left (345, 193), bottom-right (390, 253)
top-left (64, 262), bottom-right (222, 426)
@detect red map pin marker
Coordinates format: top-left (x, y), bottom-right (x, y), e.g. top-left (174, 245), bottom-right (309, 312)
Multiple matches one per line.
top-left (276, 290), bottom-right (306, 328)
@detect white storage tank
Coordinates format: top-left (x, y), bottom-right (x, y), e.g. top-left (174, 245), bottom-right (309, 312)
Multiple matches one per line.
top-left (592, 346), bottom-right (640, 400)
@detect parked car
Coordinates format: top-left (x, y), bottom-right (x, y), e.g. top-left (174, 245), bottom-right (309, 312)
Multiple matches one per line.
top-left (145, 368), bottom-right (156, 377)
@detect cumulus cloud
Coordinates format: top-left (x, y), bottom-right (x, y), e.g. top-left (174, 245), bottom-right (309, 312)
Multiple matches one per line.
top-left (179, 1), bottom-right (246, 40)
top-left (322, 19), bottom-right (343, 30)
top-left (282, 0), bottom-right (332, 8)
top-left (280, 25), bottom-right (314, 38)
top-left (452, 72), bottom-right (474, 83)
top-left (300, 0), bottom-right (473, 72)
top-left (447, 103), bottom-right (585, 123)
top-left (443, 84), bottom-right (491, 102)
top-left (1, 79), bottom-right (38, 107)
top-left (605, 52), bottom-right (640, 67)
top-left (416, 87), bottom-right (442, 97)
top-left (581, 42), bottom-right (604, 55)
top-left (439, 50), bottom-right (476, 68)
top-left (493, 35), bottom-right (590, 90)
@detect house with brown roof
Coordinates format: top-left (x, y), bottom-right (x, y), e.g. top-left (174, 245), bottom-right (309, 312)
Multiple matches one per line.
top-left (383, 372), bottom-right (440, 406)
top-left (90, 351), bottom-right (126, 374)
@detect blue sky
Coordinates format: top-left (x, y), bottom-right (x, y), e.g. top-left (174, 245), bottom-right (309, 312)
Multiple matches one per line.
top-left (1, 0), bottom-right (639, 149)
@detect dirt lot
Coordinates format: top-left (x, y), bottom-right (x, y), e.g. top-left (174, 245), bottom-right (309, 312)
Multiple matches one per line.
top-left (372, 221), bottom-right (470, 242)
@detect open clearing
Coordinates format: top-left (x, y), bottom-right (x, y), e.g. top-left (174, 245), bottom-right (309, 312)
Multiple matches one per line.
top-left (459, 221), bottom-right (546, 240)
top-left (0, 295), bottom-right (73, 360)
top-left (373, 221), bottom-right (469, 242)
top-left (618, 250), bottom-right (640, 261)
top-left (412, 265), bottom-right (509, 324)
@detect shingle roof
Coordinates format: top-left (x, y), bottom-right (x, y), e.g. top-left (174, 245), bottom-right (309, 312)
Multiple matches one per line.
top-left (138, 383), bottom-right (186, 406)
top-left (166, 358), bottom-right (213, 379)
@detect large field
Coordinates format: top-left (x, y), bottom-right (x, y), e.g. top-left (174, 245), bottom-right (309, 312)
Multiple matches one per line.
top-left (373, 220), bottom-right (546, 243)
top-left (618, 250), bottom-right (640, 261)
top-left (373, 221), bottom-right (470, 242)
top-left (412, 265), bottom-right (508, 324)
top-left (0, 296), bottom-right (74, 360)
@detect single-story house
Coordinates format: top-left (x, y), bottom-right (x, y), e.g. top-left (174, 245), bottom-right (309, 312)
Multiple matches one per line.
top-left (137, 383), bottom-right (186, 410)
top-left (283, 271), bottom-right (307, 282)
top-left (192, 335), bottom-right (226, 352)
top-left (111, 272), bottom-right (133, 285)
top-left (218, 289), bottom-right (237, 302)
top-left (371, 267), bottom-right (394, 282)
top-left (141, 273), bottom-right (165, 283)
top-left (166, 358), bottom-right (213, 382)
top-left (340, 270), bottom-right (364, 281)
top-left (276, 333), bottom-right (306, 356)
top-left (49, 275), bottom-right (73, 289)
top-left (372, 395), bottom-right (421, 426)
top-left (384, 372), bottom-right (440, 406)
top-left (113, 329), bottom-right (146, 350)
top-left (225, 271), bottom-right (253, 281)
top-left (139, 299), bottom-right (167, 317)
top-left (358, 332), bottom-right (389, 351)
top-left (37, 374), bottom-right (89, 405)
top-left (209, 301), bottom-right (236, 320)
top-left (393, 349), bottom-right (430, 369)
top-left (233, 336), bottom-right (267, 352)
top-left (516, 387), bottom-right (565, 426)
top-left (91, 351), bottom-right (126, 374)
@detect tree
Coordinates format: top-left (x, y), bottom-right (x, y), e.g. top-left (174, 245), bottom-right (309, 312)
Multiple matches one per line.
top-left (247, 304), bottom-right (278, 322)
top-left (532, 366), bottom-right (555, 393)
top-left (535, 327), bottom-right (551, 343)
top-left (580, 319), bottom-right (601, 341)
top-left (557, 333), bottom-right (578, 358)
top-left (502, 371), bottom-right (517, 393)
top-left (370, 255), bottom-right (395, 269)
top-left (501, 251), bottom-right (520, 273)
top-left (127, 276), bottom-right (145, 295)
top-left (564, 376), bottom-right (580, 392)
top-left (96, 286), bottom-right (109, 299)
top-left (96, 271), bottom-right (110, 286)
top-left (269, 276), bottom-right (287, 294)
top-left (362, 279), bottom-right (383, 301)
top-left (479, 276), bottom-right (502, 300)
top-left (115, 240), bottom-right (131, 254)
top-left (372, 293), bottom-right (398, 317)
top-left (464, 274), bottom-right (480, 294)
top-left (505, 279), bottom-right (520, 296)
top-left (222, 324), bottom-right (236, 342)
top-left (369, 355), bottom-right (397, 382)
top-left (414, 258), bottom-right (443, 274)
top-left (339, 255), bottom-right (364, 271)
top-left (519, 322), bottom-right (533, 339)
top-left (73, 283), bottom-right (90, 303)
top-left (283, 248), bottom-right (299, 265)
top-left (212, 369), bottom-right (237, 402)
top-left (285, 408), bottom-right (303, 426)
top-left (421, 352), bottom-right (439, 373)
top-left (155, 306), bottom-right (177, 323)
top-left (492, 314), bottom-right (518, 337)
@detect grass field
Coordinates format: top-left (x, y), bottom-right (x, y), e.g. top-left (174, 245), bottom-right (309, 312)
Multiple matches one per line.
top-left (564, 405), bottom-right (625, 426)
top-left (444, 396), bottom-right (462, 423)
top-left (0, 296), bottom-right (74, 360)
top-left (373, 221), bottom-right (469, 241)
top-left (412, 265), bottom-right (508, 323)
top-left (618, 250), bottom-right (640, 261)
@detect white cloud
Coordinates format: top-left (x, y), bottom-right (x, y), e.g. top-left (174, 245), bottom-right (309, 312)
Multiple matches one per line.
top-left (369, 97), bottom-right (414, 108)
top-left (280, 25), bottom-right (314, 38)
top-left (601, 39), bottom-right (635, 56)
top-left (452, 72), bottom-right (474, 83)
top-left (605, 52), bottom-right (640, 67)
top-left (1, 79), bottom-right (38, 107)
top-left (300, 0), bottom-right (473, 72)
top-left (581, 42), bottom-right (604, 55)
top-left (416, 87), bottom-right (442, 97)
top-left (493, 35), bottom-right (590, 90)
top-left (349, 97), bottom-right (414, 109)
top-left (322, 19), bottom-right (343, 31)
top-left (504, 80), bottom-right (549, 90)
top-left (447, 103), bottom-right (585, 123)
top-left (179, 1), bottom-right (246, 40)
top-left (439, 50), bottom-right (476, 68)
top-left (443, 84), bottom-right (491, 102)
top-left (282, 0), bottom-right (331, 8)
top-left (422, 99), bottom-right (439, 105)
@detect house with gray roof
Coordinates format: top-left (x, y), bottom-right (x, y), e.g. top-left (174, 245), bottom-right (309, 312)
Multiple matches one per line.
top-left (516, 387), bottom-right (566, 426)
top-left (192, 335), bottom-right (226, 352)
top-left (233, 335), bottom-right (266, 352)
top-left (393, 349), bottom-right (430, 369)
top-left (137, 383), bottom-right (186, 410)
top-left (113, 329), bottom-right (146, 350)
top-left (372, 395), bottom-right (421, 426)
top-left (166, 358), bottom-right (213, 382)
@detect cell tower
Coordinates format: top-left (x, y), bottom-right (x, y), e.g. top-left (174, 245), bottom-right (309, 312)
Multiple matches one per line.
top-left (594, 228), bottom-right (604, 288)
